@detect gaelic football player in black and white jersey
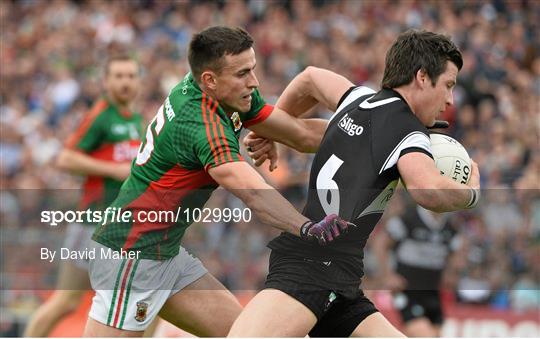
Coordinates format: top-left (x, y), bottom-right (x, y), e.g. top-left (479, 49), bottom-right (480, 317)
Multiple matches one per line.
top-left (229, 30), bottom-right (481, 337)
top-left (372, 202), bottom-right (462, 337)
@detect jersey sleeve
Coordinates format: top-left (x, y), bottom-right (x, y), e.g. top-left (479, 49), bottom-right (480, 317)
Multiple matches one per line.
top-left (65, 103), bottom-right (107, 152)
top-left (337, 86), bottom-right (376, 111)
top-left (330, 86), bottom-right (377, 123)
top-left (372, 108), bottom-right (432, 175)
top-left (174, 116), bottom-right (244, 171)
top-left (241, 89), bottom-right (273, 127)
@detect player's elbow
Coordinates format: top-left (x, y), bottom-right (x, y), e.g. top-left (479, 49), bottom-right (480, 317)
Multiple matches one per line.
top-left (55, 150), bottom-right (71, 171)
top-left (298, 66), bottom-right (322, 90)
top-left (303, 66), bottom-right (324, 79)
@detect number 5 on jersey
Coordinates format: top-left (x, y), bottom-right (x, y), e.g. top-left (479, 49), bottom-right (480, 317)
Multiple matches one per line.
top-left (136, 105), bottom-right (165, 165)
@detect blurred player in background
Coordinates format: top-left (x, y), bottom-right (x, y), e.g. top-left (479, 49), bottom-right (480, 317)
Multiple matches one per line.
top-left (229, 30), bottom-right (481, 337)
top-left (24, 55), bottom-right (145, 337)
top-left (372, 203), bottom-right (462, 337)
top-left (83, 26), bottom-right (350, 337)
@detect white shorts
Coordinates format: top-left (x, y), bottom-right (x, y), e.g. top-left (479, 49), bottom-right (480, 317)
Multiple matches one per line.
top-left (88, 240), bottom-right (208, 331)
top-left (62, 222), bottom-right (95, 270)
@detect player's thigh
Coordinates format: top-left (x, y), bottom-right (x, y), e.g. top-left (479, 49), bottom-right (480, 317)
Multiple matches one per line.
top-left (87, 242), bottom-right (201, 332)
top-left (84, 317), bottom-right (144, 337)
top-left (56, 260), bottom-right (91, 291)
top-left (404, 317), bottom-right (439, 337)
top-left (58, 224), bottom-right (93, 289)
top-left (51, 261), bottom-right (90, 311)
top-left (159, 272), bottom-right (241, 337)
top-left (351, 312), bottom-right (405, 337)
top-left (58, 223), bottom-right (93, 291)
top-left (228, 289), bottom-right (317, 337)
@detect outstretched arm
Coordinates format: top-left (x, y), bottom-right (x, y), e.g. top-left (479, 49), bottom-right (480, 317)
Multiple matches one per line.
top-left (249, 67), bottom-right (354, 153)
top-left (208, 161), bottom-right (307, 235)
top-left (56, 148), bottom-right (131, 181)
top-left (398, 152), bottom-right (481, 212)
top-left (208, 161), bottom-right (353, 244)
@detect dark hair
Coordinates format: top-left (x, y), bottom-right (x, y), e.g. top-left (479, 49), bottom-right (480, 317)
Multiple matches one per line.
top-left (188, 26), bottom-right (254, 82)
top-left (381, 30), bottom-right (463, 89)
top-left (104, 53), bottom-right (137, 76)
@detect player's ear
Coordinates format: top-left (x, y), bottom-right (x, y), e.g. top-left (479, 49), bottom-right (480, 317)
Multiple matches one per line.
top-left (415, 68), bottom-right (428, 88)
top-left (201, 71), bottom-right (217, 90)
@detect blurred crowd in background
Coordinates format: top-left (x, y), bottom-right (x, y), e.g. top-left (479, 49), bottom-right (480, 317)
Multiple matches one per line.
top-left (1, 0), bottom-right (539, 333)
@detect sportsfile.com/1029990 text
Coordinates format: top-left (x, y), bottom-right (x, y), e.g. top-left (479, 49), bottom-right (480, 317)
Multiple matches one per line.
top-left (40, 207), bottom-right (252, 226)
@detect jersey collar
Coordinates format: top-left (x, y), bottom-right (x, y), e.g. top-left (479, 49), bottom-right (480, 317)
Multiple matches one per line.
top-left (378, 88), bottom-right (406, 102)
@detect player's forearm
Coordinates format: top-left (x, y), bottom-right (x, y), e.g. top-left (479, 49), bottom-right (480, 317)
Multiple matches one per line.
top-left (248, 114), bottom-right (327, 153)
top-left (277, 66), bottom-right (353, 115)
top-left (399, 153), bottom-right (480, 212)
top-left (275, 69), bottom-right (320, 117)
top-left (56, 149), bottom-right (120, 178)
top-left (407, 178), bottom-right (478, 212)
top-left (276, 118), bottom-right (327, 153)
top-left (209, 162), bottom-right (309, 236)
top-left (236, 186), bottom-right (308, 236)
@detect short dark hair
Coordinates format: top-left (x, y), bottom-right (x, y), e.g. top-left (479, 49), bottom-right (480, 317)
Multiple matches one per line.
top-left (188, 26), bottom-right (254, 82)
top-left (381, 30), bottom-right (463, 89)
top-left (104, 53), bottom-right (137, 76)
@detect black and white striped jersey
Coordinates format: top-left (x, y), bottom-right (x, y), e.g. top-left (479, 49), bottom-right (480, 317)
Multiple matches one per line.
top-left (387, 205), bottom-right (459, 290)
top-left (269, 86), bottom-right (433, 265)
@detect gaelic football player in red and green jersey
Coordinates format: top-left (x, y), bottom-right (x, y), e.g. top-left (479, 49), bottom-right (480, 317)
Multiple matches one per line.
top-left (24, 55), bottom-right (148, 337)
top-left (84, 27), bottom-right (353, 337)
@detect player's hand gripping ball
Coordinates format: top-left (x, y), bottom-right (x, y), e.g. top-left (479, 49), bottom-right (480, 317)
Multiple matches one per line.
top-left (430, 133), bottom-right (472, 184)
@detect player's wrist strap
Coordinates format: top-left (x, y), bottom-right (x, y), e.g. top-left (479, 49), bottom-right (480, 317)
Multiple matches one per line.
top-left (466, 188), bottom-right (480, 209)
top-left (300, 221), bottom-right (314, 239)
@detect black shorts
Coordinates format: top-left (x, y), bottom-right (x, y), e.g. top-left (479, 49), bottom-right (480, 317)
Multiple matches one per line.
top-left (394, 290), bottom-right (443, 325)
top-left (264, 251), bottom-right (378, 337)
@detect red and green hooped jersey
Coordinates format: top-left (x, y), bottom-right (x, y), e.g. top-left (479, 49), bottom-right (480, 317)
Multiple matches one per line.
top-left (93, 72), bottom-right (273, 259)
top-left (65, 98), bottom-right (143, 212)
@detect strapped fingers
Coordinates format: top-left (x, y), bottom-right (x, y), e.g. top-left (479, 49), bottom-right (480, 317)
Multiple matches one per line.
top-left (320, 232), bottom-right (329, 245)
top-left (331, 222), bottom-right (341, 237)
top-left (343, 220), bottom-right (356, 230)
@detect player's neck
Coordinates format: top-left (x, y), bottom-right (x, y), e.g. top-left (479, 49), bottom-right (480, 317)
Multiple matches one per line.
top-left (393, 86), bottom-right (417, 116)
top-left (107, 96), bottom-right (132, 112)
top-left (199, 87), bottom-right (233, 115)
top-left (200, 84), bottom-right (218, 102)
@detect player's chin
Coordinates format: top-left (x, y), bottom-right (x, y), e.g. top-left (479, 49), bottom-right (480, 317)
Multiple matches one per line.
top-left (119, 93), bottom-right (135, 103)
top-left (236, 102), bottom-right (252, 113)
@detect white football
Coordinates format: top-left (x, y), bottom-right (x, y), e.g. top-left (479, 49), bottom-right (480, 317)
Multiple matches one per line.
top-left (430, 133), bottom-right (471, 184)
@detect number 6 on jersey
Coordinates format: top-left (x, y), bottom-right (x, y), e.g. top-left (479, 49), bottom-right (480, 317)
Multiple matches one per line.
top-left (316, 154), bottom-right (344, 216)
